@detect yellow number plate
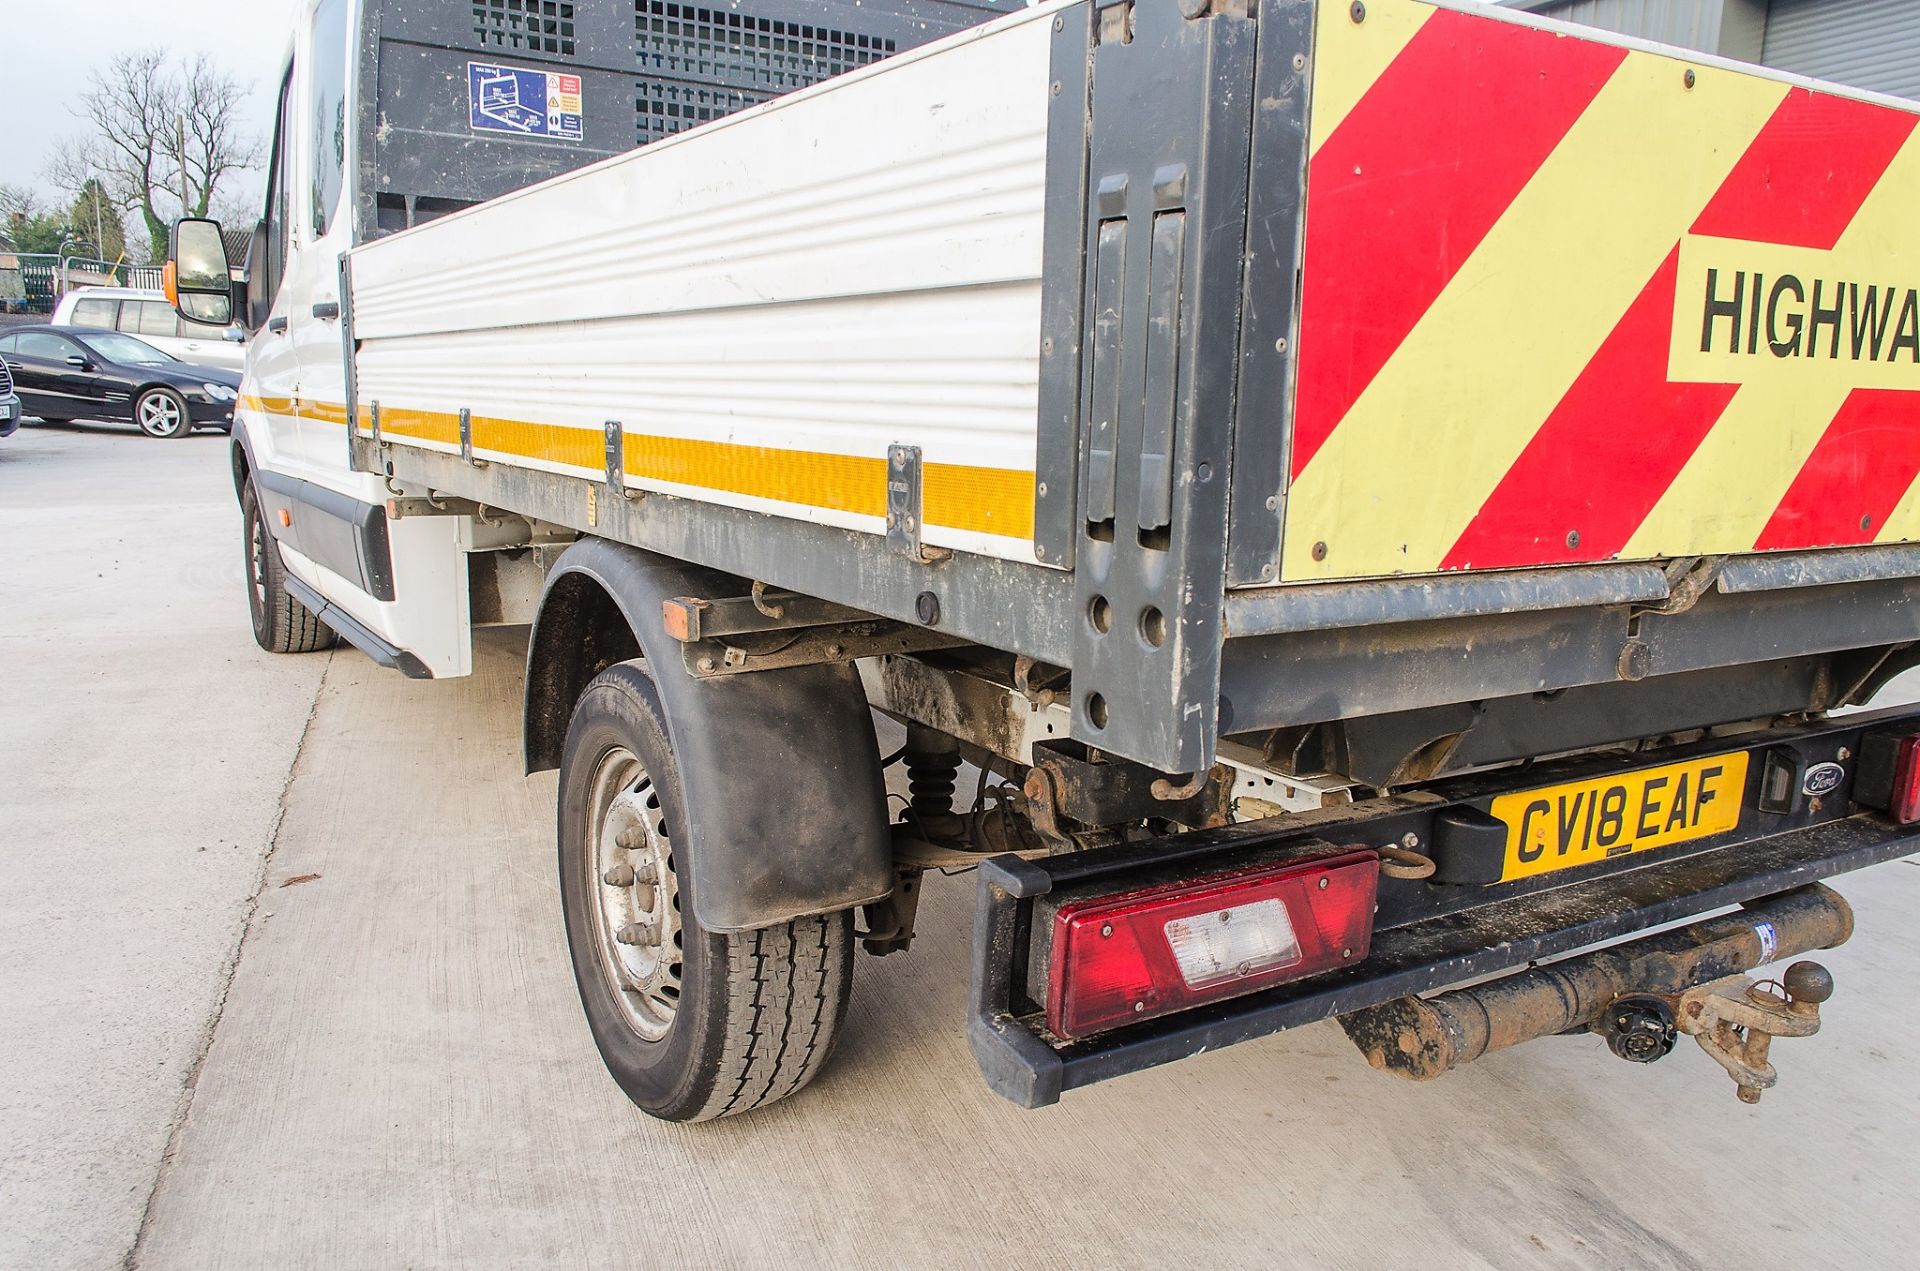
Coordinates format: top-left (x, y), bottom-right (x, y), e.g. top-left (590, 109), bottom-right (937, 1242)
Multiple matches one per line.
top-left (1492, 752), bottom-right (1749, 882)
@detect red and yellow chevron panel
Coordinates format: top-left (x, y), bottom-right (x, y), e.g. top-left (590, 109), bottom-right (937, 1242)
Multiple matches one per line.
top-left (1284, 0), bottom-right (1920, 581)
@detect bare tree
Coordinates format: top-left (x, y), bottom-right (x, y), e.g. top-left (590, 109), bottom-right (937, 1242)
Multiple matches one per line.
top-left (73, 49), bottom-right (175, 263)
top-left (0, 183), bottom-right (42, 224)
top-left (209, 185), bottom-right (263, 231)
top-left (170, 55), bottom-right (258, 221)
top-left (0, 183), bottom-right (42, 252)
top-left (65, 48), bottom-right (260, 263)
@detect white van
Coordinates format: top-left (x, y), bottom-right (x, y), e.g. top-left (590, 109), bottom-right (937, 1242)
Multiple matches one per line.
top-left (51, 287), bottom-right (248, 372)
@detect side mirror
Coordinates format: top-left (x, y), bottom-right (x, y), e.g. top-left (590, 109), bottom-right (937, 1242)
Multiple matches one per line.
top-left (223, 326), bottom-right (246, 344)
top-left (168, 218), bottom-right (233, 327)
top-left (65, 354), bottom-right (90, 370)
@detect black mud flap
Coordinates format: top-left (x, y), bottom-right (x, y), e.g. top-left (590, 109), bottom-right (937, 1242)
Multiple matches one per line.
top-left (526, 538), bottom-right (892, 934)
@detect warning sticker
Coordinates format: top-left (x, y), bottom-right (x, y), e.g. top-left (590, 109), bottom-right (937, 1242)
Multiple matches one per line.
top-left (468, 62), bottom-right (584, 142)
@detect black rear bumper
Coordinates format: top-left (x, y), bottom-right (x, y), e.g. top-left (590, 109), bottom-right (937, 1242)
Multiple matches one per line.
top-left (969, 709), bottom-right (1920, 1108)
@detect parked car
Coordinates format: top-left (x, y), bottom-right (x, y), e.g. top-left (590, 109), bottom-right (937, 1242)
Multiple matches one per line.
top-left (0, 353), bottom-right (19, 439)
top-left (0, 326), bottom-right (239, 438)
top-left (51, 286), bottom-right (248, 372)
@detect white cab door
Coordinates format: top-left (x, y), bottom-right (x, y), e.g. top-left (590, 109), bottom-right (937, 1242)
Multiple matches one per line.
top-left (269, 0), bottom-right (472, 677)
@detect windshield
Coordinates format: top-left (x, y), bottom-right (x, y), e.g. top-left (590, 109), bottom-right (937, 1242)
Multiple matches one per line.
top-left (77, 331), bottom-right (177, 366)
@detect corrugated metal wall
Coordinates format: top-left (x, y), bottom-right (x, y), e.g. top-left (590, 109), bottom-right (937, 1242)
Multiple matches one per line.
top-left (1509, 0), bottom-right (1723, 54)
top-left (1512, 0), bottom-right (1918, 100)
top-left (1762, 0), bottom-right (1920, 102)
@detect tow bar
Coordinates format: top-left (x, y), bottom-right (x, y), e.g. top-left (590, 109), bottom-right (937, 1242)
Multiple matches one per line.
top-left (1339, 884), bottom-right (1847, 1102)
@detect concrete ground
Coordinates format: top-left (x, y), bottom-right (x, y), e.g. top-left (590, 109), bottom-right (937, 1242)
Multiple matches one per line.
top-left (4, 425), bottom-right (1919, 1270)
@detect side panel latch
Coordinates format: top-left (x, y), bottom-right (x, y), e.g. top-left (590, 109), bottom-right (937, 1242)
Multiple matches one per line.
top-left (886, 444), bottom-right (951, 564)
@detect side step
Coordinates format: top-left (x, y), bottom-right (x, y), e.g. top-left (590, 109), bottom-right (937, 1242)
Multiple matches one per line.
top-left (284, 575), bottom-right (432, 679)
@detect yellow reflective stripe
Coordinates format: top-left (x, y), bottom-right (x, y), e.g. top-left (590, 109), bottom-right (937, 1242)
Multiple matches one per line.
top-left (1308, 0), bottom-right (1434, 156)
top-left (376, 404), bottom-right (463, 447)
top-left (301, 398), bottom-right (352, 428)
top-left (276, 399), bottom-right (1032, 541)
top-left (238, 392), bottom-right (291, 416)
top-left (1283, 53), bottom-right (1786, 580)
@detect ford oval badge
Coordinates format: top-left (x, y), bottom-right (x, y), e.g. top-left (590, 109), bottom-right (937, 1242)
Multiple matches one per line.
top-left (1803, 762), bottom-right (1845, 797)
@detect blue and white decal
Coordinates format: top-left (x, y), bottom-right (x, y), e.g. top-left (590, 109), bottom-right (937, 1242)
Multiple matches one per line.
top-left (467, 62), bottom-right (584, 141)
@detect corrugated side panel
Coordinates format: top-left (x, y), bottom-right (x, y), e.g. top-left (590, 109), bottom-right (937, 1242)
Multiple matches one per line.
top-left (348, 5), bottom-right (1055, 563)
top-left (1763, 0), bottom-right (1920, 103)
top-left (1516, 0), bottom-right (1722, 55)
top-left (1281, 0), bottom-right (1920, 583)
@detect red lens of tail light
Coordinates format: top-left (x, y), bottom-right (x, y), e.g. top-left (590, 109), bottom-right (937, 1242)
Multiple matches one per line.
top-left (1857, 729), bottom-right (1920, 824)
top-left (1890, 736), bottom-right (1920, 823)
top-left (1044, 848), bottom-right (1379, 1041)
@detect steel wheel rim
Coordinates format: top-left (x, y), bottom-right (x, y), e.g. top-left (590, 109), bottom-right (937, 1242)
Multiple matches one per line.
top-left (138, 392), bottom-right (182, 436)
top-left (247, 502), bottom-right (269, 618)
top-left (584, 745), bottom-right (683, 1041)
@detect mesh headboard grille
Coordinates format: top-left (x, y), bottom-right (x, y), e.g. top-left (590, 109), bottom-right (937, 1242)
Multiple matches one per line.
top-left (472, 0), bottom-right (578, 55)
top-left (634, 1), bottom-right (898, 145)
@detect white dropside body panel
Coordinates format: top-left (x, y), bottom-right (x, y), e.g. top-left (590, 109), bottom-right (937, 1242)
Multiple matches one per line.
top-left (348, 6), bottom-right (1057, 563)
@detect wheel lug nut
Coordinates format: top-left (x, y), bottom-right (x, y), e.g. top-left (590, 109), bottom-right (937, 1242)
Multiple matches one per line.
top-left (616, 827), bottom-right (646, 850)
top-left (602, 864), bottom-right (635, 887)
top-left (632, 860), bottom-right (658, 885)
top-left (616, 920), bottom-right (656, 946)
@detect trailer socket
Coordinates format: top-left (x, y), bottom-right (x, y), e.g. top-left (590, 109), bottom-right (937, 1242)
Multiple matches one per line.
top-left (1600, 995), bottom-right (1677, 1064)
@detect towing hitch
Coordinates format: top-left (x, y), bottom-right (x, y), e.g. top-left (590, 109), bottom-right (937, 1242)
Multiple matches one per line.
top-left (1674, 961), bottom-right (1834, 1103)
top-left (1339, 884), bottom-right (1850, 1102)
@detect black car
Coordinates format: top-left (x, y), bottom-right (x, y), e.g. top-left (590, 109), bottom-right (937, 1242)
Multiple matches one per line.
top-left (0, 353), bottom-right (19, 439)
top-left (0, 325), bottom-right (240, 439)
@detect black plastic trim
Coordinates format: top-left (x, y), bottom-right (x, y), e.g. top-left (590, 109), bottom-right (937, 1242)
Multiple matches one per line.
top-left (283, 574), bottom-right (432, 679)
top-left (255, 468), bottom-right (396, 601)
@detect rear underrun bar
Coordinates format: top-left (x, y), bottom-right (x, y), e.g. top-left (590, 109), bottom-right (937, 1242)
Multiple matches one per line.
top-left (968, 710), bottom-right (1920, 1107)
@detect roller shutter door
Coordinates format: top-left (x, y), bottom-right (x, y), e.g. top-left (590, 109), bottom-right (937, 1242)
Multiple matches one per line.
top-left (1762, 0), bottom-right (1920, 102)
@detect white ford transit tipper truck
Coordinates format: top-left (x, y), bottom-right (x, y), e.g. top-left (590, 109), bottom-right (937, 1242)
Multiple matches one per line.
top-left (167, 0), bottom-right (1920, 1120)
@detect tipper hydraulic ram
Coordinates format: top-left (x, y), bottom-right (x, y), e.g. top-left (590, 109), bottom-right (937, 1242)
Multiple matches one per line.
top-left (168, 0), bottom-right (1920, 1119)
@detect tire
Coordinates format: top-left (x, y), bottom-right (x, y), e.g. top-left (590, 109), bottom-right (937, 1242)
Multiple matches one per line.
top-left (557, 660), bottom-right (855, 1122)
top-left (134, 387), bottom-right (191, 439)
top-left (240, 481), bottom-right (336, 654)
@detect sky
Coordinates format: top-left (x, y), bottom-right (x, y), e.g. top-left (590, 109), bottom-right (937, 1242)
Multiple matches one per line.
top-left (0, 0), bottom-right (298, 213)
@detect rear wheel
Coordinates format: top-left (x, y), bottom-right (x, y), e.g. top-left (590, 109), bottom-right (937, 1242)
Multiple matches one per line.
top-left (134, 387), bottom-right (191, 439)
top-left (558, 660), bottom-right (855, 1122)
top-left (240, 482), bottom-right (335, 654)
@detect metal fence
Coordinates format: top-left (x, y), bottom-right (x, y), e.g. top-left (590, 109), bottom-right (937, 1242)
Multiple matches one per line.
top-left (0, 254), bottom-right (164, 315)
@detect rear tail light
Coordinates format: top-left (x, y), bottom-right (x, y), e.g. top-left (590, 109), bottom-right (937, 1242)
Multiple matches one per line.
top-left (1889, 738), bottom-right (1920, 823)
top-left (1044, 848), bottom-right (1379, 1041)
top-left (1857, 730), bottom-right (1920, 823)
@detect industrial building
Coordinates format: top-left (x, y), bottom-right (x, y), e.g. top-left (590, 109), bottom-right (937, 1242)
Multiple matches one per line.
top-left (1504, 0), bottom-right (1919, 101)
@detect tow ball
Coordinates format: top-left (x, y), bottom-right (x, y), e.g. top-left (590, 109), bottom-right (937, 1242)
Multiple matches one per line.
top-left (1663, 961), bottom-right (1835, 1103)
